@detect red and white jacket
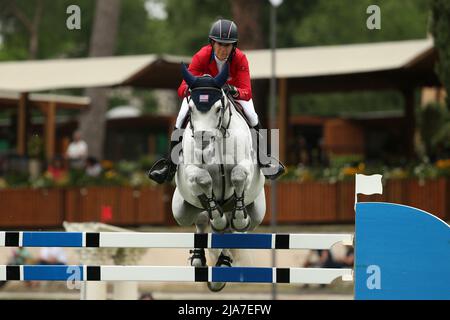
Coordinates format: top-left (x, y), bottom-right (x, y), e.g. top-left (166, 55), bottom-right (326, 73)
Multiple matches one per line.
top-left (177, 45), bottom-right (252, 101)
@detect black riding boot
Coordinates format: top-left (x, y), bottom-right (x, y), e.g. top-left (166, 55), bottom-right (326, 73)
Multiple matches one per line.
top-left (147, 128), bottom-right (182, 184)
top-left (253, 123), bottom-right (286, 180)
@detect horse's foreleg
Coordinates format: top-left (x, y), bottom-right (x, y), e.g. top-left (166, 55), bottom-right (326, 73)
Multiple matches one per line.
top-left (230, 163), bottom-right (252, 232)
top-left (186, 165), bottom-right (228, 232)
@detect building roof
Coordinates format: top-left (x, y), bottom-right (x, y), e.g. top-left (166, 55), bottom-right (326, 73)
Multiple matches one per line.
top-left (0, 39), bottom-right (437, 93)
top-left (0, 91), bottom-right (90, 109)
top-left (0, 54), bottom-right (190, 92)
top-left (246, 38), bottom-right (434, 79)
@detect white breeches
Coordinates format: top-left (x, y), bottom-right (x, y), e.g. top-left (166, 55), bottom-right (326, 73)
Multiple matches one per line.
top-left (238, 99), bottom-right (259, 127)
top-left (175, 97), bottom-right (259, 129)
top-left (175, 98), bottom-right (190, 129)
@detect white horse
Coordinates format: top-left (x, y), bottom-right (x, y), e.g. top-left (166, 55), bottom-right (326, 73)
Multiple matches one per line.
top-left (171, 64), bottom-right (266, 291)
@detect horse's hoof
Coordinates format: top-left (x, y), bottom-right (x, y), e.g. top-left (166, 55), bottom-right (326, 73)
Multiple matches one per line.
top-left (231, 209), bottom-right (251, 232)
top-left (189, 248), bottom-right (206, 267)
top-left (207, 281), bottom-right (226, 292)
top-left (207, 252), bottom-right (233, 292)
top-left (210, 212), bottom-right (229, 232)
top-left (231, 217), bottom-right (251, 232)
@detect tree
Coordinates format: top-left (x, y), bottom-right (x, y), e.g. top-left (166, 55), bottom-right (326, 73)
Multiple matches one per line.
top-left (430, 0), bottom-right (450, 111)
top-left (78, 0), bottom-right (121, 160)
top-left (230, 0), bottom-right (264, 50)
top-left (163, 0), bottom-right (231, 55)
top-left (0, 0), bottom-right (156, 61)
top-left (229, 0), bottom-right (269, 125)
top-left (1, 0), bottom-right (44, 59)
top-left (291, 0), bottom-right (429, 46)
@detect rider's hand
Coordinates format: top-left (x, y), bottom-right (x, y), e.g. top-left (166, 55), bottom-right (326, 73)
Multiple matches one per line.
top-left (223, 84), bottom-right (239, 98)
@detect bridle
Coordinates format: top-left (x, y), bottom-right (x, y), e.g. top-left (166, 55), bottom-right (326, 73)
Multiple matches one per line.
top-left (185, 87), bottom-right (233, 139)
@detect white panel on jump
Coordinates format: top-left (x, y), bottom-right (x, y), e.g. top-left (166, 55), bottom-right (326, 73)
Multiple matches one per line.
top-left (0, 266), bottom-right (6, 281)
top-left (99, 232), bottom-right (195, 248)
top-left (289, 234), bottom-right (353, 249)
top-left (0, 232), bottom-right (4, 247)
top-left (289, 268), bottom-right (353, 284)
top-left (99, 266), bottom-right (197, 282)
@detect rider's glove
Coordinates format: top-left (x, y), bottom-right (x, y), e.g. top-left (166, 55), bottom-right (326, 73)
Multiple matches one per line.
top-left (223, 84), bottom-right (239, 99)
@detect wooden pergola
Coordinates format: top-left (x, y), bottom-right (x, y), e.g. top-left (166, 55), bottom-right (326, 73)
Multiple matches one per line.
top-left (0, 54), bottom-right (189, 160)
top-left (0, 39), bottom-right (441, 162)
top-left (245, 38), bottom-right (440, 161)
top-left (0, 92), bottom-right (89, 160)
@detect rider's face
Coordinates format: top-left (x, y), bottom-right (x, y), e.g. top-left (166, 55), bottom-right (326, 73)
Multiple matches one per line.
top-left (213, 41), bottom-right (233, 61)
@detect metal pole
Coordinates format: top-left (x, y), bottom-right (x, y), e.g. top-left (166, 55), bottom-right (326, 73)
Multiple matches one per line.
top-left (269, 2), bottom-right (278, 301)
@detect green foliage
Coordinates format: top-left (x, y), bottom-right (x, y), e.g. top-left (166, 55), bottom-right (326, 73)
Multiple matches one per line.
top-left (329, 154), bottom-right (364, 168)
top-left (134, 89), bottom-right (158, 114)
top-left (0, 0), bottom-right (94, 60)
top-left (291, 90), bottom-right (403, 116)
top-left (278, 160), bottom-right (450, 183)
top-left (285, 0), bottom-right (428, 116)
top-left (138, 154), bottom-right (156, 171)
top-left (292, 0), bottom-right (429, 46)
top-left (3, 171), bottom-right (29, 188)
top-left (0, 0), bottom-right (167, 60)
top-left (417, 102), bottom-right (450, 159)
top-left (163, 0), bottom-right (231, 55)
top-left (430, 0), bottom-right (450, 110)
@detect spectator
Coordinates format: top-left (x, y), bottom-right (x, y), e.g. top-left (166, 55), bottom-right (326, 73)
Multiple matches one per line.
top-left (303, 248), bottom-right (354, 269)
top-left (65, 130), bottom-right (88, 169)
top-left (47, 155), bottom-right (67, 183)
top-left (85, 156), bottom-right (102, 177)
top-left (38, 247), bottom-right (67, 265)
top-left (10, 247), bottom-right (34, 265)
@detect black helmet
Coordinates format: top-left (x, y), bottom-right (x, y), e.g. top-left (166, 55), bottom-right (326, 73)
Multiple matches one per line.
top-left (209, 19), bottom-right (238, 44)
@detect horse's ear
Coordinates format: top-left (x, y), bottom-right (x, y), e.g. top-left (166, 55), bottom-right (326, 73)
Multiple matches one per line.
top-left (181, 63), bottom-right (196, 87)
top-left (214, 63), bottom-right (229, 88)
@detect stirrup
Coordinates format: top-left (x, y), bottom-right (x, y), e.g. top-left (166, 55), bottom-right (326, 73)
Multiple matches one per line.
top-left (147, 158), bottom-right (176, 184)
top-left (149, 158), bottom-right (167, 172)
top-left (261, 159), bottom-right (286, 180)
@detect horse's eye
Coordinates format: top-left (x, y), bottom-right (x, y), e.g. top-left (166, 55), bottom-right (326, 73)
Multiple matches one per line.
top-left (216, 108), bottom-right (221, 113)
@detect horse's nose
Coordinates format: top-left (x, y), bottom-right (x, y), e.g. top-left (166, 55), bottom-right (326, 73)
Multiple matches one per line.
top-left (194, 131), bottom-right (214, 150)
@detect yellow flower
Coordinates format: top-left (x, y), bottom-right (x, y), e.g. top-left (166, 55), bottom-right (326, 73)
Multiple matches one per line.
top-left (358, 163), bottom-right (366, 171)
top-left (389, 168), bottom-right (408, 179)
top-left (436, 159), bottom-right (450, 169)
top-left (56, 174), bottom-right (69, 186)
top-left (342, 167), bottom-right (359, 176)
top-left (105, 170), bottom-right (117, 179)
top-left (298, 170), bottom-right (313, 182)
top-left (44, 171), bottom-right (53, 179)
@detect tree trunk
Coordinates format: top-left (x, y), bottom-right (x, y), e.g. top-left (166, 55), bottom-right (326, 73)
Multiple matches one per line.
top-left (230, 0), bottom-right (264, 50)
top-left (28, 0), bottom-right (43, 59)
top-left (79, 0), bottom-right (121, 160)
top-left (9, 0), bottom-right (43, 59)
top-left (230, 0), bottom-right (268, 127)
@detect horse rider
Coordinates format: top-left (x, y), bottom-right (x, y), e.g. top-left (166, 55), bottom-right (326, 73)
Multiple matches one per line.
top-left (148, 19), bottom-right (286, 184)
